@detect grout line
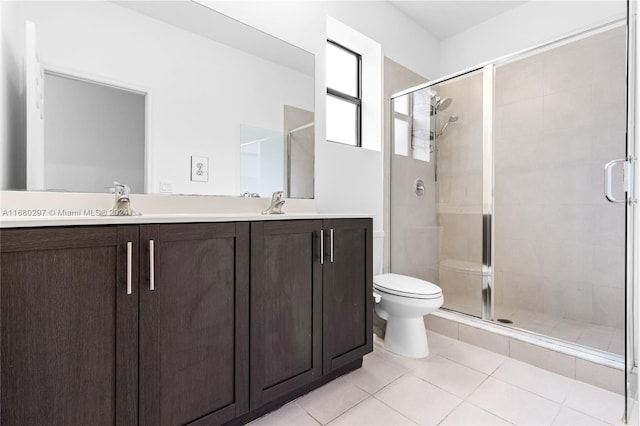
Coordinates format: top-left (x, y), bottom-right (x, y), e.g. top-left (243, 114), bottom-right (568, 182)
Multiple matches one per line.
top-left (369, 392), bottom-right (420, 425)
top-left (368, 370), bottom-right (411, 396)
top-left (431, 337), bottom-right (508, 375)
top-left (298, 403), bottom-right (327, 426)
top-left (294, 382), bottom-right (368, 426)
top-left (436, 398), bottom-right (467, 426)
top-left (294, 402), bottom-right (322, 425)
top-left (490, 367), bottom-right (569, 402)
top-left (408, 369), bottom-right (477, 401)
top-left (293, 402), bottom-right (323, 426)
top-left (462, 400), bottom-right (517, 425)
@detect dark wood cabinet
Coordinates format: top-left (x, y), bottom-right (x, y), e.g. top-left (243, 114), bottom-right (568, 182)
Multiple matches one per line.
top-left (249, 219), bottom-right (374, 408)
top-left (0, 226), bottom-right (139, 426)
top-left (0, 217), bottom-right (372, 426)
top-left (249, 220), bottom-right (323, 410)
top-left (139, 223), bottom-right (249, 426)
top-left (322, 219), bottom-right (373, 375)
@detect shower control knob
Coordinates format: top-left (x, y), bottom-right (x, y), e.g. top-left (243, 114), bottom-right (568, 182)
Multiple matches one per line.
top-left (415, 179), bottom-right (425, 196)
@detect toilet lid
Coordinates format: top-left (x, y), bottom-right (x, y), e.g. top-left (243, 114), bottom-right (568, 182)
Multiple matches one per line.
top-left (373, 273), bottom-right (442, 299)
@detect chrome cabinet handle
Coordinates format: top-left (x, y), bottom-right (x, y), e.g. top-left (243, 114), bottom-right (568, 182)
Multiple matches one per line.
top-left (126, 241), bottom-right (132, 295)
top-left (320, 229), bottom-right (324, 265)
top-left (149, 240), bottom-right (155, 291)
top-left (330, 229), bottom-right (334, 263)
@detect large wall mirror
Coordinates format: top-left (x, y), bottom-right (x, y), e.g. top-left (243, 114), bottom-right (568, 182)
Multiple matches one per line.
top-left (8, 0), bottom-right (314, 198)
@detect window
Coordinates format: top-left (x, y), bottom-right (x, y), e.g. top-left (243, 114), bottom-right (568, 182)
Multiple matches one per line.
top-left (392, 94), bottom-right (411, 156)
top-left (326, 40), bottom-right (362, 147)
top-left (392, 90), bottom-right (431, 162)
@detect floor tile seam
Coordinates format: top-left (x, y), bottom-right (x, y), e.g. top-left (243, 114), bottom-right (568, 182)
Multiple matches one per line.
top-left (457, 400), bottom-right (518, 426)
top-left (428, 352), bottom-right (493, 377)
top-left (462, 372), bottom-right (493, 403)
top-left (368, 392), bottom-right (423, 425)
top-left (434, 398), bottom-right (466, 426)
top-left (297, 403), bottom-right (326, 426)
top-left (361, 370), bottom-right (413, 396)
top-left (371, 356), bottom-right (414, 379)
top-left (437, 349), bottom-right (507, 376)
top-left (544, 400), bottom-right (564, 426)
top-left (554, 402), bottom-right (618, 426)
top-left (409, 369), bottom-right (486, 401)
top-left (466, 377), bottom-right (563, 426)
top-left (558, 400), bottom-right (624, 426)
top-left (293, 401), bottom-right (323, 426)
top-left (295, 389), bottom-right (369, 426)
top-left (486, 374), bottom-right (571, 406)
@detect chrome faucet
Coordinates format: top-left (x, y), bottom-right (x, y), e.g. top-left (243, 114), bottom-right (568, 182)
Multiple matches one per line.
top-left (111, 182), bottom-right (140, 216)
top-left (262, 191), bottom-right (285, 215)
top-left (240, 191), bottom-right (260, 198)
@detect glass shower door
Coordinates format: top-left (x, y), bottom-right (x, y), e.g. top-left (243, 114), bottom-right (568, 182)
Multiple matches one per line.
top-left (493, 25), bottom-right (628, 355)
top-left (389, 69), bottom-right (486, 318)
top-left (433, 70), bottom-right (485, 317)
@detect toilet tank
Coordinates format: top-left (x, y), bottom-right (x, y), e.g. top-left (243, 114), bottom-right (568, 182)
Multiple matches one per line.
top-left (373, 230), bottom-right (386, 339)
top-left (373, 230), bottom-right (385, 276)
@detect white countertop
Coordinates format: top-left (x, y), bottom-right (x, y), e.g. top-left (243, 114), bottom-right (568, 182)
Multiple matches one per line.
top-left (0, 191), bottom-right (373, 228)
top-left (0, 212), bottom-right (373, 228)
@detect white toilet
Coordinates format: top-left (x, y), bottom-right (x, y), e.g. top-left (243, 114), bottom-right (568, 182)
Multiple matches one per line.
top-left (373, 273), bottom-right (443, 358)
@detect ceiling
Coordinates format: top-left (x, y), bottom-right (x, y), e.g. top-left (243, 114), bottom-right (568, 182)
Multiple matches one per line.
top-left (388, 1), bottom-right (528, 40)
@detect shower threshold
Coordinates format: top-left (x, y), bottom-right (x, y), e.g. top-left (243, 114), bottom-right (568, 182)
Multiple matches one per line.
top-left (431, 309), bottom-right (624, 373)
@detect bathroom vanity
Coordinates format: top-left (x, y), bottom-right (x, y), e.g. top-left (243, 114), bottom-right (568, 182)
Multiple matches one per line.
top-left (0, 215), bottom-right (372, 426)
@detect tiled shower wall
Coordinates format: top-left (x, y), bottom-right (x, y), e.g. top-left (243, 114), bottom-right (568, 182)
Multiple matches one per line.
top-left (386, 59), bottom-right (436, 283)
top-left (433, 26), bottom-right (626, 332)
top-left (389, 151), bottom-right (439, 283)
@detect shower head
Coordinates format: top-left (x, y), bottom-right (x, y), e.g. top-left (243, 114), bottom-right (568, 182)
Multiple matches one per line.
top-left (438, 115), bottom-right (459, 135)
top-left (436, 97), bottom-right (452, 111)
top-left (431, 97), bottom-right (452, 115)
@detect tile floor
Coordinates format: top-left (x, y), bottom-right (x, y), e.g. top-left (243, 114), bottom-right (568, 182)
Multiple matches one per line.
top-left (250, 332), bottom-right (625, 426)
top-left (444, 297), bottom-right (624, 356)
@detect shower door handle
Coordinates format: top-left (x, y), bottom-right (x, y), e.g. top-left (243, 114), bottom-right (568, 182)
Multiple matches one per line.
top-left (604, 158), bottom-right (634, 203)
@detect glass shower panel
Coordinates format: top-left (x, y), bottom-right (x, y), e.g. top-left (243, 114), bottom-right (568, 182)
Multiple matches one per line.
top-left (435, 70), bottom-right (485, 317)
top-left (493, 25), bottom-right (627, 355)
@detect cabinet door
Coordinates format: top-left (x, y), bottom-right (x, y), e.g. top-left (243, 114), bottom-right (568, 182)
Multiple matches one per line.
top-left (250, 220), bottom-right (322, 409)
top-left (0, 226), bottom-right (139, 426)
top-left (322, 219), bottom-right (373, 374)
top-left (139, 223), bottom-right (249, 426)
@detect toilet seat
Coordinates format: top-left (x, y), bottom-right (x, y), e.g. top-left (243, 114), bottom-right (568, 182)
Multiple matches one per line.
top-left (373, 273), bottom-right (442, 300)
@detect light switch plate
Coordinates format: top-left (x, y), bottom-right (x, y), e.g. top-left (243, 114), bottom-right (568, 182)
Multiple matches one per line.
top-left (190, 156), bottom-right (209, 182)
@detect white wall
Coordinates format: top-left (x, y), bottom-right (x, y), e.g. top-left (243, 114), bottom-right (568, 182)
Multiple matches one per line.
top-left (201, 1), bottom-right (441, 231)
top-left (439, 0), bottom-right (627, 76)
top-left (0, 1), bottom-right (24, 190)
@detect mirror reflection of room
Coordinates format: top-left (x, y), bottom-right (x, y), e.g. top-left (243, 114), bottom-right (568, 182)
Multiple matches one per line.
top-left (8, 0), bottom-right (315, 197)
top-left (44, 72), bottom-right (145, 193)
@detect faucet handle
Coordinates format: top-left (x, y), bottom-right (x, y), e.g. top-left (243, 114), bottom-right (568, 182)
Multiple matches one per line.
top-left (272, 191), bottom-right (284, 202)
top-left (113, 181), bottom-right (131, 197)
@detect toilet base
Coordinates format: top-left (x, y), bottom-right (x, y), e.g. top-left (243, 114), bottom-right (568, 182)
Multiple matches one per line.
top-left (383, 315), bottom-right (429, 358)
